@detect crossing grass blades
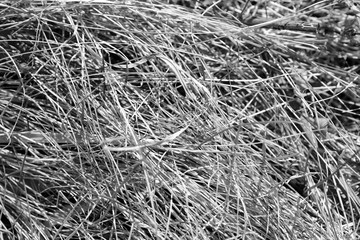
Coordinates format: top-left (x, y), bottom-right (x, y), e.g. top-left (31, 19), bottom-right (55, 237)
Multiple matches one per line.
top-left (0, 0), bottom-right (360, 239)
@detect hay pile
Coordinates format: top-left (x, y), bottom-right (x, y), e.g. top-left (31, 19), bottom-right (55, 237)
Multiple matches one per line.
top-left (0, 0), bottom-right (359, 239)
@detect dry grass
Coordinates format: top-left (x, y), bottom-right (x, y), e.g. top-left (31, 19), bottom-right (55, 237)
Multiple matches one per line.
top-left (0, 0), bottom-right (360, 239)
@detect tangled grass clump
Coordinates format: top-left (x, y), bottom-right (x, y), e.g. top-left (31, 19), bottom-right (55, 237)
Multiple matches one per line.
top-left (0, 0), bottom-right (360, 239)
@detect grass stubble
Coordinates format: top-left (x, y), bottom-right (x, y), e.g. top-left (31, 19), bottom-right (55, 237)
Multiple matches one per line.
top-left (0, 0), bottom-right (360, 239)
